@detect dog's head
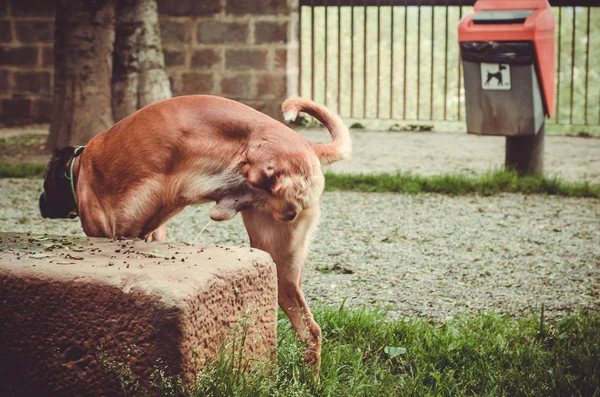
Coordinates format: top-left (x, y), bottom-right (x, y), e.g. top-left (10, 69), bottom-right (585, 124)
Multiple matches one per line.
top-left (242, 142), bottom-right (324, 223)
top-left (39, 146), bottom-right (78, 219)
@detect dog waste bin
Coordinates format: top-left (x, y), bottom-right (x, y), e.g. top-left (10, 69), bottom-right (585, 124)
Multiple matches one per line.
top-left (458, 0), bottom-right (555, 175)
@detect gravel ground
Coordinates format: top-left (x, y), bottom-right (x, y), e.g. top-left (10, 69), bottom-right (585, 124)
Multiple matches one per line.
top-left (300, 129), bottom-right (600, 183)
top-left (1, 178), bottom-right (598, 321)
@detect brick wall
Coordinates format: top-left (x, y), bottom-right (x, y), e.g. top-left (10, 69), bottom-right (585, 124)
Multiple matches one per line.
top-left (0, 0), bottom-right (55, 125)
top-left (0, 0), bottom-right (299, 126)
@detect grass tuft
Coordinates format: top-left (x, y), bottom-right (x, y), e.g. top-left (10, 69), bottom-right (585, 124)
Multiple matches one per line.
top-left (324, 169), bottom-right (600, 198)
top-left (1, 164), bottom-right (598, 199)
top-left (151, 306), bottom-right (600, 397)
top-left (0, 163), bottom-right (45, 178)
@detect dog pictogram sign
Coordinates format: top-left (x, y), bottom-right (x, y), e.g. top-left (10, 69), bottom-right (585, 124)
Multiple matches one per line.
top-left (480, 63), bottom-right (511, 90)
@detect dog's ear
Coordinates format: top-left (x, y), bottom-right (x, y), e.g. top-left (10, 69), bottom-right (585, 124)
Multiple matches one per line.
top-left (47, 146), bottom-right (75, 182)
top-left (245, 164), bottom-right (277, 192)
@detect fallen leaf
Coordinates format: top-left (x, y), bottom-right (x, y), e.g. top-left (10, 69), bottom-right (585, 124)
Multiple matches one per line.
top-left (332, 263), bottom-right (355, 274)
top-left (384, 346), bottom-right (407, 358)
top-left (149, 250), bottom-right (166, 258)
top-left (29, 253), bottom-right (52, 259)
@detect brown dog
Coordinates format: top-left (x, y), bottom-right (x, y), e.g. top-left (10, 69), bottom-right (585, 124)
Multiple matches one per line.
top-left (40, 95), bottom-right (351, 368)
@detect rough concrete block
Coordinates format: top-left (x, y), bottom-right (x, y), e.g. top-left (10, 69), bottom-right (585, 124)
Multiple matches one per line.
top-left (0, 233), bottom-right (277, 396)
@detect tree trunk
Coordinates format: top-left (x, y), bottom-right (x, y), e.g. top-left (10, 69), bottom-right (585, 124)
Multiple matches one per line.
top-left (112, 0), bottom-right (171, 122)
top-left (47, 0), bottom-right (116, 150)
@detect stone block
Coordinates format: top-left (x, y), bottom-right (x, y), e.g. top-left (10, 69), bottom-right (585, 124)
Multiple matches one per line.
top-left (0, 0), bottom-right (7, 17)
top-left (15, 21), bottom-right (54, 43)
top-left (159, 19), bottom-right (191, 44)
top-left (0, 21), bottom-right (11, 43)
top-left (0, 70), bottom-right (8, 92)
top-left (0, 233), bottom-right (277, 395)
top-left (255, 21), bottom-right (288, 44)
top-left (226, 0), bottom-right (289, 15)
top-left (42, 46), bottom-right (54, 67)
top-left (242, 100), bottom-right (282, 120)
top-left (274, 48), bottom-right (287, 69)
top-left (158, 0), bottom-right (221, 17)
top-left (221, 74), bottom-right (251, 98)
top-left (181, 72), bottom-right (214, 95)
top-left (14, 71), bottom-right (51, 94)
top-left (10, 0), bottom-right (55, 17)
top-left (225, 49), bottom-right (267, 71)
top-left (196, 20), bottom-right (248, 45)
top-left (190, 49), bottom-right (221, 69)
top-left (257, 74), bottom-right (287, 98)
top-left (1, 98), bottom-right (32, 125)
top-left (34, 97), bottom-right (53, 122)
top-left (0, 46), bottom-right (38, 66)
top-left (164, 48), bottom-right (186, 67)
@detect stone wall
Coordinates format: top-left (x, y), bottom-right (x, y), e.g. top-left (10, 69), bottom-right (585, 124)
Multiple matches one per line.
top-left (0, 0), bottom-right (55, 125)
top-left (0, 0), bottom-right (299, 126)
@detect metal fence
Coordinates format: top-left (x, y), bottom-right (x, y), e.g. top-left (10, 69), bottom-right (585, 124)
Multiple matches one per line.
top-left (298, 0), bottom-right (600, 127)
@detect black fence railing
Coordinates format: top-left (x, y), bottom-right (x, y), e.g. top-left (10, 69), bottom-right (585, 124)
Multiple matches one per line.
top-left (298, 0), bottom-right (600, 126)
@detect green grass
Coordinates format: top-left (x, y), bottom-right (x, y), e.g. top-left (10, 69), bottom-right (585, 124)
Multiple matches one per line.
top-left (0, 133), bottom-right (46, 149)
top-left (324, 169), bottom-right (600, 198)
top-left (151, 305), bottom-right (600, 397)
top-left (1, 165), bottom-right (598, 198)
top-left (0, 163), bottom-right (45, 178)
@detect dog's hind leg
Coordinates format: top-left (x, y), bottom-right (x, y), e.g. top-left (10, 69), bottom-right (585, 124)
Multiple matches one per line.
top-left (146, 223), bottom-right (167, 242)
top-left (241, 207), bottom-right (322, 370)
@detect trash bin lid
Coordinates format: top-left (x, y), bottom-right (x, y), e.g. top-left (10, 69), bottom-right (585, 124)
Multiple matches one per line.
top-left (472, 10), bottom-right (534, 24)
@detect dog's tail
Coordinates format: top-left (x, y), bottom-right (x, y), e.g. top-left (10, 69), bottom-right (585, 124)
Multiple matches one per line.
top-left (282, 97), bottom-right (351, 165)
